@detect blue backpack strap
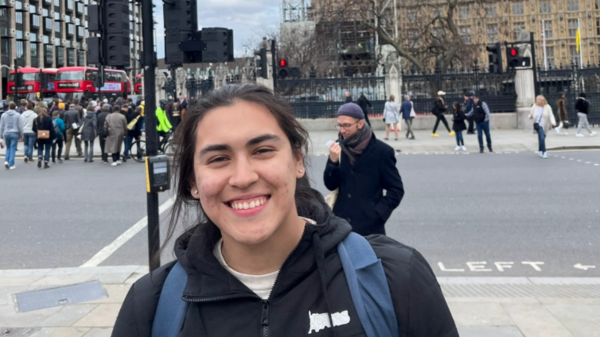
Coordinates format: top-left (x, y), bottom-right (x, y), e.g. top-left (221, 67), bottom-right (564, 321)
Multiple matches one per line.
top-left (152, 262), bottom-right (189, 337)
top-left (337, 232), bottom-right (400, 337)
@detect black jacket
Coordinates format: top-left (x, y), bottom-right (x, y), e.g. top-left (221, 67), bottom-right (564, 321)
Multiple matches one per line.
top-left (126, 110), bottom-right (142, 138)
top-left (356, 95), bottom-right (372, 114)
top-left (96, 111), bottom-right (110, 137)
top-left (575, 98), bottom-right (589, 115)
top-left (452, 109), bottom-right (467, 132)
top-left (112, 202), bottom-right (457, 337)
top-left (32, 115), bottom-right (56, 145)
top-left (431, 98), bottom-right (446, 116)
top-left (324, 134), bottom-right (404, 236)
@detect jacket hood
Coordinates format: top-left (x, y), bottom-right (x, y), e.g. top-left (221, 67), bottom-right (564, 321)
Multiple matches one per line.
top-left (173, 189), bottom-right (352, 300)
top-left (22, 110), bottom-right (36, 117)
top-left (5, 109), bottom-right (17, 116)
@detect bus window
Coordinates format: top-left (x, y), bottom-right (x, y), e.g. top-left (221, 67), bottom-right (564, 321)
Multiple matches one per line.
top-left (57, 71), bottom-right (85, 80)
top-left (85, 69), bottom-right (98, 80)
top-left (8, 73), bottom-right (40, 81)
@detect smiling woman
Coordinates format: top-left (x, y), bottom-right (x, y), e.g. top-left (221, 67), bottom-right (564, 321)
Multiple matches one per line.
top-left (111, 84), bottom-right (458, 337)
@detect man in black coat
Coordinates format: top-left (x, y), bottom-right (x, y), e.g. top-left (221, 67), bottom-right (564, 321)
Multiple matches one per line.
top-left (344, 91), bottom-right (352, 103)
top-left (96, 104), bottom-right (110, 163)
top-left (324, 103), bottom-right (404, 236)
top-left (356, 92), bottom-right (372, 126)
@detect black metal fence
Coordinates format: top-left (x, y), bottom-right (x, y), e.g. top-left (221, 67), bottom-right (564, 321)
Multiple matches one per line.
top-left (276, 74), bottom-right (386, 119)
top-left (401, 66), bottom-right (517, 114)
top-left (537, 63), bottom-right (600, 126)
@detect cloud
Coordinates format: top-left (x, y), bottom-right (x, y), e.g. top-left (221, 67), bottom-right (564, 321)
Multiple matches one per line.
top-left (151, 0), bottom-right (280, 59)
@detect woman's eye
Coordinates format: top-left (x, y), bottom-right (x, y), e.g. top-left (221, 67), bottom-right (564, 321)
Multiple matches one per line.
top-left (208, 157), bottom-right (228, 164)
top-left (255, 148), bottom-right (274, 155)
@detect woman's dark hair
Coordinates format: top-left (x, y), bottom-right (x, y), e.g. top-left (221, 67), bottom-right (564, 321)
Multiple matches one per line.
top-left (158, 84), bottom-right (325, 264)
top-left (452, 102), bottom-right (461, 112)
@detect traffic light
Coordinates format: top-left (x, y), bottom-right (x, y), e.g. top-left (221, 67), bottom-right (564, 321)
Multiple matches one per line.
top-left (278, 58), bottom-right (289, 78)
top-left (506, 46), bottom-right (531, 68)
top-left (255, 48), bottom-right (268, 79)
top-left (163, 0), bottom-right (198, 66)
top-left (104, 0), bottom-right (130, 67)
top-left (486, 42), bottom-right (502, 74)
top-left (199, 28), bottom-right (234, 63)
top-left (94, 68), bottom-right (105, 89)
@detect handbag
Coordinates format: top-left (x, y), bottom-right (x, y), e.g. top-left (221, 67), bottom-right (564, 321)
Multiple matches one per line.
top-left (533, 122), bottom-right (540, 132)
top-left (325, 155), bottom-right (341, 209)
top-left (127, 115), bottom-right (141, 130)
top-left (37, 130), bottom-right (50, 139)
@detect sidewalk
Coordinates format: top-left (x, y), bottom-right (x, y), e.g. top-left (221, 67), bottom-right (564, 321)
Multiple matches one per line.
top-left (1, 266), bottom-right (599, 336)
top-left (2, 128), bottom-right (599, 160)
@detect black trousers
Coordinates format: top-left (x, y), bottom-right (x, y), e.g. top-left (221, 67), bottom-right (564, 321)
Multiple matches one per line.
top-left (433, 114), bottom-right (451, 133)
top-left (467, 116), bottom-right (475, 133)
top-left (51, 135), bottom-right (64, 162)
top-left (99, 133), bottom-right (108, 162)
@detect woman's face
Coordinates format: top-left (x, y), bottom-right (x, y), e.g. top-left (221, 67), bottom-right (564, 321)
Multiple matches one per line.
top-left (536, 97), bottom-right (544, 106)
top-left (190, 101), bottom-right (305, 246)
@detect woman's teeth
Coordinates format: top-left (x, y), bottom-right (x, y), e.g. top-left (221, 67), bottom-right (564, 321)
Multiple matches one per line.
top-left (230, 197), bottom-right (267, 210)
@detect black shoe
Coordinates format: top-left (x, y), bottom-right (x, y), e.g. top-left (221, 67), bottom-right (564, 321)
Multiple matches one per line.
top-left (480, 149), bottom-right (484, 153)
top-left (489, 148), bottom-right (493, 153)
top-left (58, 158), bottom-right (63, 163)
top-left (24, 157), bottom-right (29, 163)
top-left (467, 132), bottom-right (475, 134)
top-left (64, 157), bottom-right (70, 160)
top-left (89, 159), bottom-right (94, 163)
top-left (84, 159), bottom-right (88, 163)
top-left (43, 162), bottom-right (50, 169)
top-left (37, 157), bottom-right (42, 168)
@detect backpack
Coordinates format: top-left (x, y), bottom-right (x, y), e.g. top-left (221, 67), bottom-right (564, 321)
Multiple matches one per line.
top-left (152, 232), bottom-right (399, 337)
top-left (52, 119), bottom-right (60, 135)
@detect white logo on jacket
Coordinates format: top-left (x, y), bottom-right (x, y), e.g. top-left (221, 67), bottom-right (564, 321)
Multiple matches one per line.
top-left (308, 310), bottom-right (351, 334)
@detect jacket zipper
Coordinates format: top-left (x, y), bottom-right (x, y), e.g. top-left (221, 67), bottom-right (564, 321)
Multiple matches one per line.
top-left (182, 226), bottom-right (307, 337)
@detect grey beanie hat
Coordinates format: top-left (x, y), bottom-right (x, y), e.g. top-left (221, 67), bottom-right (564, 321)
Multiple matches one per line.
top-left (336, 103), bottom-right (364, 119)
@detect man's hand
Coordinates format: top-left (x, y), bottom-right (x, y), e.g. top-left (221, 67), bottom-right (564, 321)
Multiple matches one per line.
top-left (329, 142), bottom-right (342, 163)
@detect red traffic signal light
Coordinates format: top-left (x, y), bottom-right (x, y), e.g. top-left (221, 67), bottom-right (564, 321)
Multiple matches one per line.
top-left (510, 48), bottom-right (518, 57)
top-left (279, 59), bottom-right (288, 67)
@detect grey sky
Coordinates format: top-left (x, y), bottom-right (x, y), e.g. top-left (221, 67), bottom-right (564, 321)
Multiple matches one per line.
top-left (152, 0), bottom-right (280, 59)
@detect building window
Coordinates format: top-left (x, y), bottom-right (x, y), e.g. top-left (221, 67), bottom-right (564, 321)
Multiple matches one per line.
top-left (67, 48), bottom-right (75, 65)
top-left (45, 45), bottom-right (53, 67)
top-left (432, 7), bottom-right (444, 18)
top-left (596, 0), bottom-right (600, 10)
top-left (568, 19), bottom-right (578, 37)
top-left (597, 18), bottom-right (600, 36)
top-left (77, 49), bottom-right (84, 65)
top-left (31, 14), bottom-right (40, 29)
top-left (567, 0), bottom-right (579, 12)
top-left (460, 26), bottom-right (471, 44)
top-left (16, 40), bottom-right (25, 62)
top-left (484, 4), bottom-right (497, 17)
top-left (545, 46), bottom-right (555, 69)
top-left (544, 21), bottom-right (553, 39)
top-left (570, 45), bottom-right (579, 65)
top-left (407, 9), bottom-right (416, 23)
top-left (486, 24), bottom-right (498, 42)
top-left (56, 46), bottom-right (64, 66)
top-left (76, 2), bottom-right (83, 14)
top-left (459, 6), bottom-right (470, 19)
top-left (67, 23), bottom-right (74, 36)
top-left (44, 18), bottom-right (52, 32)
top-left (408, 29), bottom-right (419, 47)
top-left (539, 1), bottom-right (551, 13)
top-left (77, 26), bottom-right (83, 39)
top-left (512, 2), bottom-right (524, 15)
top-left (513, 22), bottom-right (526, 40)
top-left (31, 42), bottom-right (39, 67)
top-left (1, 38), bottom-right (10, 66)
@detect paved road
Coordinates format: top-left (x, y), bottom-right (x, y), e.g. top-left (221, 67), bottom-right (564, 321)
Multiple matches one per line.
top-left (1, 150), bottom-right (599, 277)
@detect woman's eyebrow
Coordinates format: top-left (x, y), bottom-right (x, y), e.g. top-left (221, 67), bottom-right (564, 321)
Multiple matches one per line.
top-left (198, 134), bottom-right (282, 158)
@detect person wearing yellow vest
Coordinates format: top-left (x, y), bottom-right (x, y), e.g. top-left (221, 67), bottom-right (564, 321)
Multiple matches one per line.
top-left (157, 100), bottom-right (172, 143)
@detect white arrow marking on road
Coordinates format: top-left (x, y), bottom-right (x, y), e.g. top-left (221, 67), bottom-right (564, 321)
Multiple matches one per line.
top-left (438, 262), bottom-right (465, 272)
top-left (574, 263), bottom-right (596, 271)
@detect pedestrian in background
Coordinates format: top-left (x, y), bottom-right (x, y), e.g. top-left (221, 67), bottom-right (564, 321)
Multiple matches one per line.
top-left (51, 110), bottom-right (65, 164)
top-left (17, 99), bottom-right (27, 114)
top-left (466, 93), bottom-right (493, 153)
top-left (356, 92), bottom-right (372, 126)
top-left (81, 107), bottom-right (97, 163)
top-left (575, 93), bottom-right (596, 137)
top-left (156, 100), bottom-right (172, 144)
top-left (344, 91), bottom-right (352, 103)
top-left (21, 102), bottom-right (38, 163)
top-left (32, 107), bottom-right (55, 169)
top-left (63, 104), bottom-right (82, 160)
top-left (0, 102), bottom-right (24, 170)
top-left (383, 95), bottom-right (400, 141)
top-left (96, 104), bottom-right (111, 164)
top-left (124, 106), bottom-right (142, 160)
top-left (464, 92), bottom-right (475, 134)
top-left (529, 95), bottom-right (556, 159)
top-left (431, 91), bottom-right (454, 137)
top-left (104, 106), bottom-right (127, 166)
top-left (324, 103), bottom-right (404, 236)
top-left (452, 102), bottom-right (467, 151)
top-left (555, 93), bottom-right (569, 135)
top-left (400, 95), bottom-right (416, 140)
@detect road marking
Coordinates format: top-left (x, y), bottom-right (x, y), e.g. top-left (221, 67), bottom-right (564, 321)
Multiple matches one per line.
top-left (522, 261), bottom-right (544, 271)
top-left (585, 161), bottom-right (591, 164)
top-left (467, 261), bottom-right (493, 272)
top-left (574, 263), bottom-right (596, 271)
top-left (438, 262), bottom-right (465, 272)
top-left (80, 197), bottom-right (175, 268)
top-left (495, 262), bottom-right (514, 272)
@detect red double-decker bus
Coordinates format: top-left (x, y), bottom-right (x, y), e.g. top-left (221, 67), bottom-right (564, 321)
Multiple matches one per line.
top-left (55, 67), bottom-right (132, 100)
top-left (6, 68), bottom-right (57, 101)
top-left (134, 74), bottom-right (143, 94)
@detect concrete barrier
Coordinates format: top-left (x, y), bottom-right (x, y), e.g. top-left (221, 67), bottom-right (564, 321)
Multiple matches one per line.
top-left (298, 113), bottom-right (519, 132)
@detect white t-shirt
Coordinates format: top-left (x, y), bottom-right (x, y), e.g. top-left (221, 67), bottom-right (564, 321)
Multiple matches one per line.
top-left (213, 218), bottom-right (316, 300)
